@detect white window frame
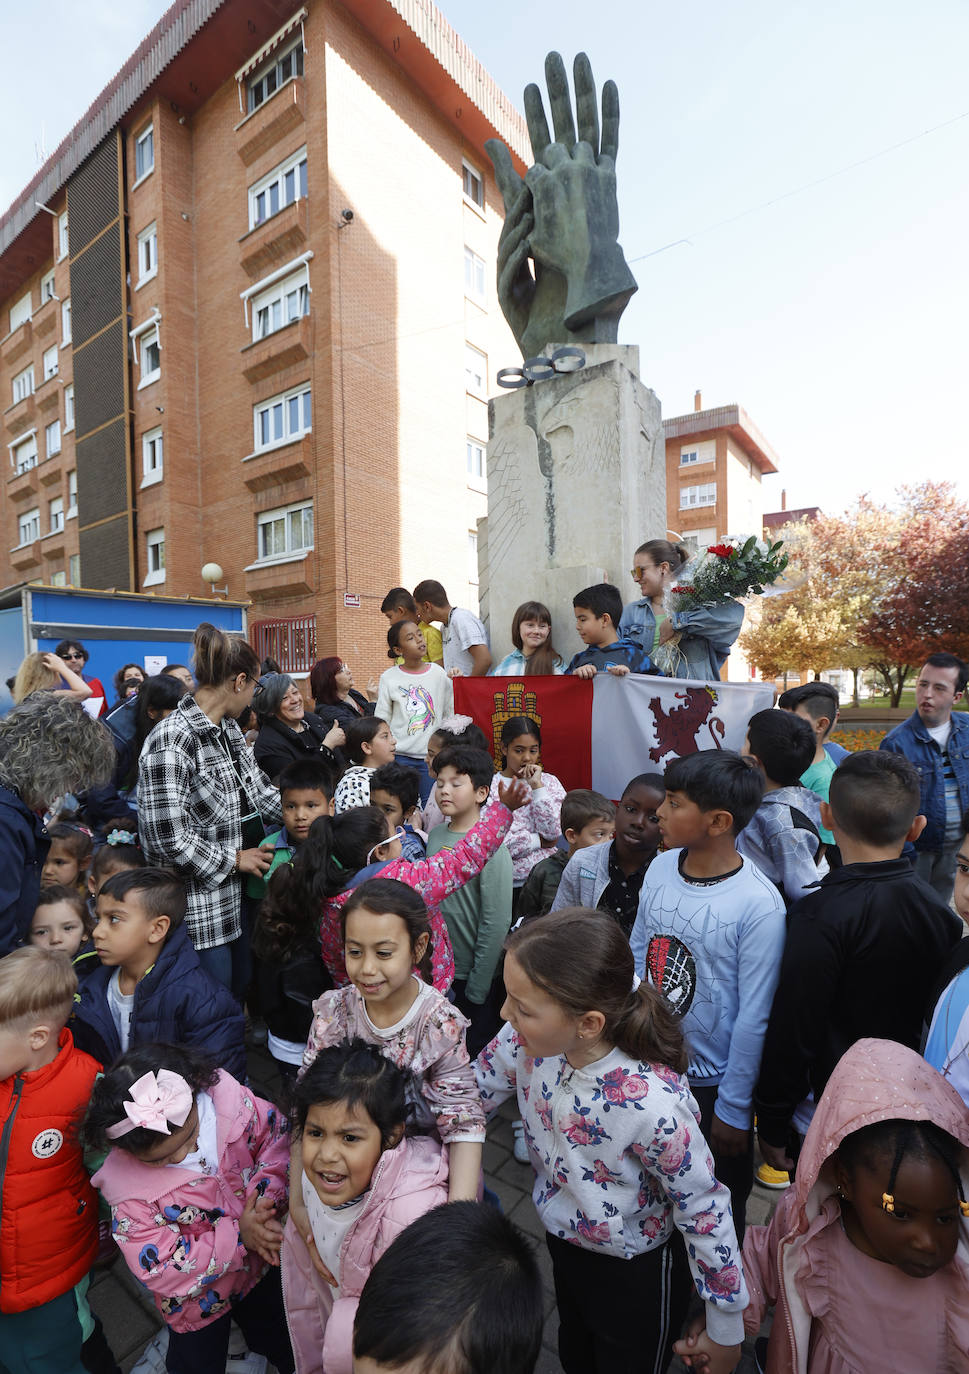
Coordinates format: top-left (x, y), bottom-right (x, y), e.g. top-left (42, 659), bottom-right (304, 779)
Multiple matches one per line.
top-left (141, 426), bottom-right (163, 487)
top-left (466, 437), bottom-right (486, 493)
top-left (252, 383), bottom-right (311, 455)
top-left (464, 246), bottom-right (486, 305)
top-left (64, 384), bottom-right (75, 432)
top-left (679, 448), bottom-right (699, 466)
top-left (9, 292), bottom-right (31, 332)
top-left (48, 496), bottom-right (64, 534)
top-left (133, 124), bottom-right (154, 185)
top-left (50, 570), bottom-right (67, 587)
top-left (61, 298), bottom-right (71, 346)
top-left (12, 365), bottom-right (34, 404)
top-left (254, 499), bottom-right (313, 565)
top-left (10, 431), bottom-right (38, 474)
top-left (465, 343), bottom-right (487, 399)
top-left (246, 34), bottom-right (304, 113)
top-left (136, 223), bottom-right (158, 286)
top-left (42, 345), bottom-right (58, 381)
top-left (462, 159), bottom-right (484, 210)
top-left (679, 482), bottom-right (717, 510)
top-left (144, 527), bottom-right (166, 586)
top-left (248, 147), bottom-right (308, 229)
top-left (40, 270), bottom-right (56, 304)
top-left (17, 508), bottom-right (40, 546)
top-left (468, 530), bottom-right (479, 587)
top-left (67, 469), bottom-right (78, 517)
top-left (57, 211), bottom-right (69, 261)
top-left (683, 526), bottom-right (717, 552)
top-left (68, 553), bottom-right (81, 585)
top-left (246, 262), bottom-right (311, 342)
top-left (45, 419), bottom-right (61, 458)
top-left (130, 313), bottom-right (162, 388)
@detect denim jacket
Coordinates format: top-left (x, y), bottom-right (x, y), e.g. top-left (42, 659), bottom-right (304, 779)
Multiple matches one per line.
top-left (619, 598), bottom-right (745, 681)
top-left (879, 711), bottom-right (969, 852)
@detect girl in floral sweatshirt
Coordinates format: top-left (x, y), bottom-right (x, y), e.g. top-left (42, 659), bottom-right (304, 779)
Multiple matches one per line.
top-left (476, 909), bottom-right (747, 1374)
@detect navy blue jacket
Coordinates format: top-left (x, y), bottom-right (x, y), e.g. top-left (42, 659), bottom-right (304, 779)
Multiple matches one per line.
top-left (566, 636), bottom-right (661, 676)
top-left (70, 922), bottom-right (246, 1078)
top-left (0, 783), bottom-right (49, 957)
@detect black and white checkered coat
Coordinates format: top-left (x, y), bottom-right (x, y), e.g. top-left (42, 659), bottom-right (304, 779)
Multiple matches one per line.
top-left (139, 696), bottom-right (282, 949)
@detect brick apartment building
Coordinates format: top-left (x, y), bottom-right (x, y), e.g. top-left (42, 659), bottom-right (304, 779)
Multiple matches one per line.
top-left (0, 0), bottom-right (526, 673)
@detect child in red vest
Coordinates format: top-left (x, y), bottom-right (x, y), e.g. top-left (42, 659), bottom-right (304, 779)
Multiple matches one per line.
top-left (0, 946), bottom-right (117, 1374)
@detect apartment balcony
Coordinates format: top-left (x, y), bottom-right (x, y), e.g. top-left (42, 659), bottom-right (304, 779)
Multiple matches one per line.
top-left (240, 199), bottom-right (308, 279)
top-left (7, 466), bottom-right (39, 504)
top-left (236, 77), bottom-right (305, 167)
top-left (39, 458), bottom-right (63, 487)
top-left (4, 394), bottom-right (36, 438)
top-left (35, 379), bottom-right (60, 414)
top-left (42, 528), bottom-right (66, 559)
top-left (241, 315), bottom-right (310, 384)
top-left (244, 553), bottom-right (312, 600)
top-left (33, 300), bottom-right (57, 340)
top-left (242, 435), bottom-right (311, 492)
top-left (10, 539), bottom-right (41, 573)
top-left (1, 321), bottom-right (32, 367)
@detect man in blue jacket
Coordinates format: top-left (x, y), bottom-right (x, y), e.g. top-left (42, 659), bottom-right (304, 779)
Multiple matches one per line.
top-left (880, 652), bottom-right (969, 902)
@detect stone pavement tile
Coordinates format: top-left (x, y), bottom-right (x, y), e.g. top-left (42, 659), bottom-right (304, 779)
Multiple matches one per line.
top-left (88, 1263), bottom-right (161, 1368)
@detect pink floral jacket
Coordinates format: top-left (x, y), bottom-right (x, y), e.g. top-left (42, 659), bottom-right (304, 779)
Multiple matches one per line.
top-left (303, 979), bottom-right (485, 1143)
top-left (476, 1026), bottom-right (748, 1348)
top-left (487, 772), bottom-right (566, 884)
top-left (318, 800), bottom-right (515, 990)
top-left (92, 1071), bottom-right (289, 1333)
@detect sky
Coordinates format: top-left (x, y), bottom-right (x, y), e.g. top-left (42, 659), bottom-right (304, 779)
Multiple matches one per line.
top-left (2, 0), bottom-right (967, 514)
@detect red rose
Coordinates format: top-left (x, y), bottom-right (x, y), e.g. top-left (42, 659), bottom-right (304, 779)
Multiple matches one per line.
top-left (707, 544), bottom-right (734, 558)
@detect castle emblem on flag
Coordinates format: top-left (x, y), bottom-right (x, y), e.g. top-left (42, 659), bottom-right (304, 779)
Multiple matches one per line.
top-left (490, 682), bottom-right (543, 768)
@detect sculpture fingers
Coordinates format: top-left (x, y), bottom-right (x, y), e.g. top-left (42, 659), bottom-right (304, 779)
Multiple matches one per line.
top-left (523, 83), bottom-right (552, 161)
top-left (544, 51), bottom-right (577, 148)
top-left (485, 138), bottom-right (523, 211)
top-left (573, 53), bottom-right (600, 158)
top-left (600, 79), bottom-right (620, 163)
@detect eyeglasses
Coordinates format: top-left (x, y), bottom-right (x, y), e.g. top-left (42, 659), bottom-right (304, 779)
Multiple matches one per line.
top-left (630, 568), bottom-right (646, 581)
top-left (365, 826), bottom-right (405, 866)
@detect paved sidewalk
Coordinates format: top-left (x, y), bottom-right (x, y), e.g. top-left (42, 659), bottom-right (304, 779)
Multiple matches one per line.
top-left (90, 1044), bottom-right (775, 1373)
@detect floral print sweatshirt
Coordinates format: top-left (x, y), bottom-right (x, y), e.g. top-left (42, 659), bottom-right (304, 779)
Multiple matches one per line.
top-left (476, 1026), bottom-right (748, 1347)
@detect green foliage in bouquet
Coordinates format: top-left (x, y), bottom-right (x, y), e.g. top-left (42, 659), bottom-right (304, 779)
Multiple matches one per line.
top-left (670, 537), bottom-right (789, 612)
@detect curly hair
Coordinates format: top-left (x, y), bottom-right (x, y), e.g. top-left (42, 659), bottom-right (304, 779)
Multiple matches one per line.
top-left (0, 694), bottom-right (115, 808)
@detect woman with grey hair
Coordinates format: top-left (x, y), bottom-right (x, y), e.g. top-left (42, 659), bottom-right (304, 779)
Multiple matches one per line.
top-left (252, 673), bottom-right (344, 786)
top-left (0, 694), bottom-right (114, 956)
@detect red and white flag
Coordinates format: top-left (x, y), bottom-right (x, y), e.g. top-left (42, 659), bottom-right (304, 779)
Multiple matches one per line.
top-left (453, 674), bottom-right (774, 799)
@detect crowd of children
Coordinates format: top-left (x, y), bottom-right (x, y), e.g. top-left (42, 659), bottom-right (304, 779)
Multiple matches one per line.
top-left (1, 587), bottom-right (968, 1374)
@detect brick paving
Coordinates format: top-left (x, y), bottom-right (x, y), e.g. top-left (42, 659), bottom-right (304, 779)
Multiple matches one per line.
top-left (90, 1043), bottom-right (775, 1373)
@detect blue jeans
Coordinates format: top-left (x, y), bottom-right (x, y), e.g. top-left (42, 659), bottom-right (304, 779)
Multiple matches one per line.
top-left (397, 753), bottom-right (433, 805)
top-left (195, 930), bottom-right (251, 1006)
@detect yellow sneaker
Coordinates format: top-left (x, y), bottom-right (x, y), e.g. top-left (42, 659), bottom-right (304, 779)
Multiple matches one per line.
top-left (756, 1162), bottom-right (791, 1190)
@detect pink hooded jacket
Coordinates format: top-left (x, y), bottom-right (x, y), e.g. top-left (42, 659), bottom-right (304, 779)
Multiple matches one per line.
top-left (743, 1039), bottom-right (969, 1373)
top-left (92, 1071), bottom-right (289, 1333)
top-left (281, 1133), bottom-right (448, 1374)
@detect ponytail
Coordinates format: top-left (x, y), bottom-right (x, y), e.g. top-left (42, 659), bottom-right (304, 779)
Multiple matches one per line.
top-left (505, 909), bottom-right (688, 1073)
top-left (635, 539), bottom-right (689, 574)
top-left (192, 622), bottom-right (260, 689)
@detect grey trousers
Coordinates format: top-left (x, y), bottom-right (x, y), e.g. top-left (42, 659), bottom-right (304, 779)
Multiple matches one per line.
top-left (913, 843), bottom-right (960, 905)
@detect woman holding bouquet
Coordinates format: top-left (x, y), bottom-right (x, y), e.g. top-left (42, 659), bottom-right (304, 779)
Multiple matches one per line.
top-left (619, 538), bottom-right (749, 682)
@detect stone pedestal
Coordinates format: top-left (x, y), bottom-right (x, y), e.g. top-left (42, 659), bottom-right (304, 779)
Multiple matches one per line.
top-left (478, 344), bottom-right (665, 663)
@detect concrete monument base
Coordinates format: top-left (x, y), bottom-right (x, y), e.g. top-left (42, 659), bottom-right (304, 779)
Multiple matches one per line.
top-left (478, 344), bottom-right (665, 664)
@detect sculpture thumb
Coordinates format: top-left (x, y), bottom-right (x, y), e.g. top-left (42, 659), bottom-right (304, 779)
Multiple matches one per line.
top-left (485, 137), bottom-right (523, 208)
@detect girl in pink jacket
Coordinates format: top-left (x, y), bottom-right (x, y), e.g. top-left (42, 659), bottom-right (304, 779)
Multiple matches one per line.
top-left (677, 1038), bottom-right (969, 1373)
top-left (86, 1044), bottom-right (292, 1374)
top-left (281, 1037), bottom-right (448, 1374)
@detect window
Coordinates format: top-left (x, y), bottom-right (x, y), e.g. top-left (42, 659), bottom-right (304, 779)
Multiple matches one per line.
top-left (64, 384), bottom-right (74, 431)
top-left (468, 530), bottom-right (479, 586)
top-left (464, 247), bottom-right (486, 304)
top-left (69, 553), bottom-right (81, 585)
top-left (67, 469), bottom-right (78, 516)
top-left (50, 570), bottom-right (67, 587)
top-left (61, 298), bottom-right (71, 345)
top-left (680, 448), bottom-right (699, 466)
top-left (683, 526), bottom-right (717, 552)
top-left (134, 323), bottom-right (161, 387)
top-left (462, 160), bottom-right (484, 209)
top-left (465, 344), bottom-right (487, 398)
top-left (48, 497), bottom-right (64, 533)
top-left (679, 482), bottom-right (716, 510)
top-left (134, 124), bottom-right (154, 183)
top-left (253, 383), bottom-right (311, 452)
top-left (137, 223), bottom-right (158, 284)
top-left (12, 365), bottom-right (34, 404)
top-left (17, 509), bottom-right (40, 545)
top-left (58, 211), bottom-right (69, 260)
top-left (11, 434), bottom-right (37, 474)
top-left (249, 148), bottom-right (308, 228)
top-left (45, 420), bottom-right (61, 458)
top-left (247, 37), bottom-right (304, 112)
top-left (256, 500), bottom-right (313, 562)
top-left (142, 426), bottom-right (163, 485)
top-left (42, 345), bottom-right (58, 381)
top-left (251, 266), bottom-right (309, 341)
top-left (466, 437), bottom-right (486, 490)
top-left (144, 527), bottom-right (166, 585)
top-left (40, 270), bottom-right (55, 303)
top-left (9, 292), bottom-right (31, 332)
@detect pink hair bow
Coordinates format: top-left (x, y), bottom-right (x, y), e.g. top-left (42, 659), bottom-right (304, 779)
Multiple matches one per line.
top-left (106, 1069), bottom-right (194, 1140)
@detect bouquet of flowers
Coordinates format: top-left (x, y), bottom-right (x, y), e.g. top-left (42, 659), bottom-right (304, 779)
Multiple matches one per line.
top-left (667, 536), bottom-right (789, 614)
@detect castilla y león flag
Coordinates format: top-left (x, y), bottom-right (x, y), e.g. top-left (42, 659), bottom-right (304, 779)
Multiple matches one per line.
top-left (453, 674), bottom-right (774, 798)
